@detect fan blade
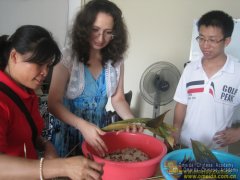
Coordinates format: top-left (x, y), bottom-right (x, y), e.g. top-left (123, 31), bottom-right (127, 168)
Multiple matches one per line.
top-left (142, 71), bottom-right (157, 94)
top-left (140, 61), bottom-right (181, 106)
top-left (154, 67), bottom-right (180, 105)
top-left (153, 73), bottom-right (169, 92)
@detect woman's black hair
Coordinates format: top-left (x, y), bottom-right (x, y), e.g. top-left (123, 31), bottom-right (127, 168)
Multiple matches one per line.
top-left (0, 25), bottom-right (61, 70)
top-left (70, 0), bottom-right (128, 65)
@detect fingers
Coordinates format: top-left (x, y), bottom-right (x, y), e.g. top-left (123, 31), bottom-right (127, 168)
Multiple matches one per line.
top-left (116, 129), bottom-right (125, 134)
top-left (131, 124), bottom-right (137, 133)
top-left (98, 129), bottom-right (106, 136)
top-left (84, 125), bottom-right (108, 157)
top-left (171, 130), bottom-right (180, 146)
top-left (95, 138), bottom-right (108, 157)
top-left (213, 130), bottom-right (231, 147)
top-left (137, 125), bottom-right (144, 133)
top-left (89, 161), bottom-right (104, 175)
top-left (65, 156), bottom-right (103, 180)
top-left (86, 169), bottom-right (101, 180)
top-left (90, 129), bottom-right (108, 157)
top-left (86, 161), bottom-right (104, 180)
top-left (125, 123), bottom-right (144, 133)
top-left (214, 131), bottom-right (225, 137)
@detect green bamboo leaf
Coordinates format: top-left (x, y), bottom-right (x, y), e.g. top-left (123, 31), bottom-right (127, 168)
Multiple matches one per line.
top-left (145, 127), bottom-right (164, 137)
top-left (191, 139), bottom-right (219, 164)
top-left (158, 126), bottom-right (170, 138)
top-left (102, 118), bottom-right (150, 131)
top-left (162, 122), bottom-right (177, 132)
top-left (145, 110), bottom-right (170, 128)
top-left (101, 123), bottom-right (129, 131)
top-left (112, 117), bottom-right (151, 124)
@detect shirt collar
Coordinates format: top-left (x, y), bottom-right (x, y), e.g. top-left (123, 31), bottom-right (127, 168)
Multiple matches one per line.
top-left (192, 56), bottom-right (202, 70)
top-left (193, 54), bottom-right (235, 73)
top-left (221, 55), bottom-right (235, 73)
top-left (0, 70), bottom-right (34, 99)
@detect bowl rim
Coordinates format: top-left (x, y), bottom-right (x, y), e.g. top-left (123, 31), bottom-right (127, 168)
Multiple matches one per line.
top-left (161, 148), bottom-right (240, 162)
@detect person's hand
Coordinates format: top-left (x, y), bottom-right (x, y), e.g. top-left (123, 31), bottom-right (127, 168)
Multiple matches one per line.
top-left (213, 128), bottom-right (240, 147)
top-left (171, 128), bottom-right (181, 148)
top-left (125, 123), bottom-right (144, 133)
top-left (64, 156), bottom-right (104, 180)
top-left (80, 121), bottom-right (108, 157)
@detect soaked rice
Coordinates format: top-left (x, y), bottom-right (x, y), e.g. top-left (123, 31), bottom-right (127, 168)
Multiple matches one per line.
top-left (104, 148), bottom-right (150, 162)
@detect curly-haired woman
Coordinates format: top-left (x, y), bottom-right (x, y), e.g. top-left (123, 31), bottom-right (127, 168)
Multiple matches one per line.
top-left (48, 0), bottom-right (143, 157)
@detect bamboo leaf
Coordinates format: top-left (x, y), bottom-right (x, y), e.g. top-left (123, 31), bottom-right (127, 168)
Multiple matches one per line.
top-left (165, 135), bottom-right (175, 149)
top-left (112, 117), bottom-right (151, 124)
top-left (162, 122), bottom-right (177, 132)
top-left (146, 127), bottom-right (164, 137)
top-left (191, 139), bottom-right (219, 164)
top-left (101, 123), bottom-right (130, 131)
top-left (145, 110), bottom-right (170, 128)
top-left (158, 126), bottom-right (170, 138)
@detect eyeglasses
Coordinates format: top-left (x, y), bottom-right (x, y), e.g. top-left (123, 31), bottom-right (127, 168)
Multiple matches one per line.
top-left (91, 27), bottom-right (114, 41)
top-left (196, 36), bottom-right (225, 46)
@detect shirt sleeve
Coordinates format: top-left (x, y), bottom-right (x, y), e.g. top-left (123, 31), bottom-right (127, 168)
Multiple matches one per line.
top-left (174, 68), bottom-right (189, 105)
top-left (60, 48), bottom-right (73, 72)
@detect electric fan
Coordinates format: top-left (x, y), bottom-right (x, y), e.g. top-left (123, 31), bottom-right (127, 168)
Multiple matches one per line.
top-left (139, 61), bottom-right (181, 118)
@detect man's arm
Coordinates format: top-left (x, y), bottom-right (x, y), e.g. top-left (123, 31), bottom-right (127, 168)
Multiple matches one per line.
top-left (173, 102), bottom-right (187, 145)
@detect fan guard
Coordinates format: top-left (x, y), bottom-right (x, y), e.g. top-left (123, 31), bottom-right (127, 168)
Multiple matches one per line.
top-left (140, 61), bottom-right (180, 108)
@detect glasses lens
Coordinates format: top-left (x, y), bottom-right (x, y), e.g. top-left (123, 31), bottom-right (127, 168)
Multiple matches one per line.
top-left (92, 28), bottom-right (114, 40)
top-left (196, 36), bottom-right (224, 46)
top-left (104, 32), bottom-right (114, 40)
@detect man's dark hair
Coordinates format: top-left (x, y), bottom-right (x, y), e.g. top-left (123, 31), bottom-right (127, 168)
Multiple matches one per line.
top-left (197, 10), bottom-right (234, 38)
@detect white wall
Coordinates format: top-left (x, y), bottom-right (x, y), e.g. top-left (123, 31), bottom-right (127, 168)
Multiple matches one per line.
top-left (0, 0), bottom-right (81, 49)
top-left (109, 0), bottom-right (240, 123)
top-left (1, 0), bottom-right (240, 123)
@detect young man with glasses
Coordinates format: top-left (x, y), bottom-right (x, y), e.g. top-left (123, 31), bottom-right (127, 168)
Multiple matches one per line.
top-left (173, 10), bottom-right (240, 151)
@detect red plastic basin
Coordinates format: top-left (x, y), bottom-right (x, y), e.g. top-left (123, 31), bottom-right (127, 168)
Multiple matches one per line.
top-left (82, 132), bottom-right (167, 180)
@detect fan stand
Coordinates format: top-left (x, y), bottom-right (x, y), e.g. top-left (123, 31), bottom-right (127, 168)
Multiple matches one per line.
top-left (152, 92), bottom-right (160, 118)
top-left (152, 93), bottom-right (161, 137)
top-left (139, 61), bottom-right (181, 138)
top-left (152, 77), bottom-right (169, 118)
top-left (152, 104), bottom-right (160, 118)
